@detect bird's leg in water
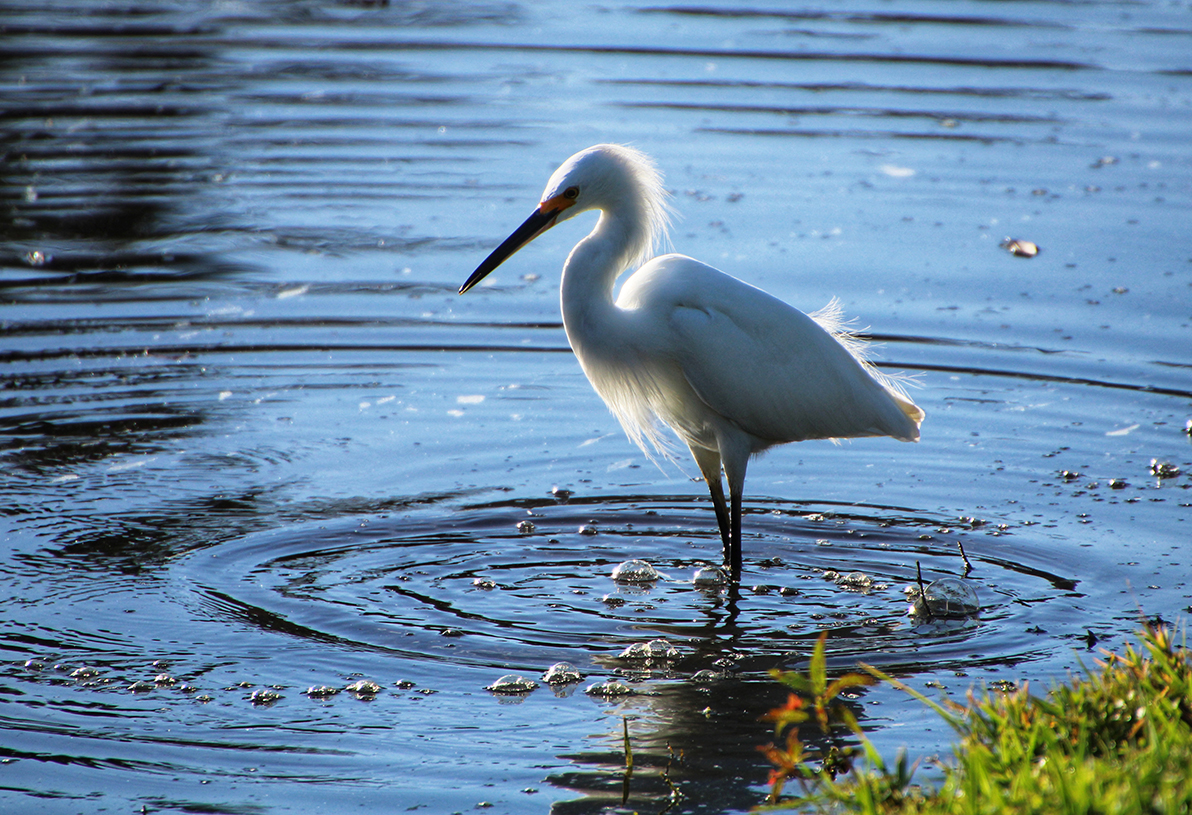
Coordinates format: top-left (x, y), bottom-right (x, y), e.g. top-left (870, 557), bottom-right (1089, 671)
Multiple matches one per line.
top-left (689, 445), bottom-right (734, 570)
top-left (708, 478), bottom-right (732, 564)
top-left (722, 452), bottom-right (748, 578)
top-left (728, 489), bottom-right (742, 576)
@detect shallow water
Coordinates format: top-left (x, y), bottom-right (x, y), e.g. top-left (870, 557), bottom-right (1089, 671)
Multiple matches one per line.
top-left (2, 1), bottom-right (1190, 812)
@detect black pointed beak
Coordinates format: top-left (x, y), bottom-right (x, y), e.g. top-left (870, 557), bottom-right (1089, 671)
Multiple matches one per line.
top-left (459, 205), bottom-right (560, 295)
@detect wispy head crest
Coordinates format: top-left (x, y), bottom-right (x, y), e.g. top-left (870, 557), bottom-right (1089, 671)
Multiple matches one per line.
top-left (548, 144), bottom-right (673, 272)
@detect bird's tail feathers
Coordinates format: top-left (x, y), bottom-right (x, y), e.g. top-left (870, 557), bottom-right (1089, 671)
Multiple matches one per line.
top-left (810, 297), bottom-right (925, 437)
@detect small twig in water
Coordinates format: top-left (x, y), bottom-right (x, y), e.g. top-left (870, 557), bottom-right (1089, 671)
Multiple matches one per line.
top-left (621, 715), bottom-right (633, 805)
top-left (915, 561), bottom-right (933, 621)
top-left (659, 742), bottom-right (684, 812)
top-left (957, 539), bottom-right (973, 577)
top-left (623, 715), bottom-right (633, 771)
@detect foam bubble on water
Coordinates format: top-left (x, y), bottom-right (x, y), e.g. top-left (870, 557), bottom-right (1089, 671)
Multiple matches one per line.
top-left (907, 578), bottom-right (980, 618)
top-left (584, 680), bottom-right (633, 698)
top-left (611, 559), bottom-right (658, 583)
top-left (345, 679), bottom-right (382, 697)
top-left (542, 662), bottom-right (584, 685)
top-left (826, 571), bottom-right (885, 593)
top-left (618, 638), bottom-right (680, 661)
top-left (250, 688), bottom-right (282, 706)
top-left (486, 674), bottom-right (538, 694)
top-left (692, 565), bottom-right (729, 588)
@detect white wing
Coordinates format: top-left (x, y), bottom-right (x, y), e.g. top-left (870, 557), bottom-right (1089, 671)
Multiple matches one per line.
top-left (618, 255), bottom-right (922, 446)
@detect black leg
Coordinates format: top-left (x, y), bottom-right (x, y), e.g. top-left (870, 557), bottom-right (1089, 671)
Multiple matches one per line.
top-left (706, 476), bottom-right (732, 562)
top-left (688, 444), bottom-right (733, 566)
top-left (728, 488), bottom-right (742, 577)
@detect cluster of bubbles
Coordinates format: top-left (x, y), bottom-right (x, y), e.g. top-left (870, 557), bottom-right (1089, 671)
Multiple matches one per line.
top-left (483, 557), bottom-right (980, 698)
top-left (16, 658), bottom-right (433, 708)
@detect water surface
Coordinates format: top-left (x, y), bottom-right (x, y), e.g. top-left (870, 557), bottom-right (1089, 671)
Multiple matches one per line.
top-left (2, 1), bottom-right (1190, 812)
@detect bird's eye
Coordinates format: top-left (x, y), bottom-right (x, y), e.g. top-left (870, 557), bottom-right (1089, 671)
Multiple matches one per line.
top-left (563, 186), bottom-right (579, 200)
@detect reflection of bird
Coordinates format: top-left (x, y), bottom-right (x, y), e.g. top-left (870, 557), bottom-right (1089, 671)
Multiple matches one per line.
top-left (460, 144), bottom-right (923, 576)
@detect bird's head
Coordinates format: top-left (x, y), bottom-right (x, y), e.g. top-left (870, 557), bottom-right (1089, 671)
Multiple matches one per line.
top-left (459, 144), bottom-right (670, 294)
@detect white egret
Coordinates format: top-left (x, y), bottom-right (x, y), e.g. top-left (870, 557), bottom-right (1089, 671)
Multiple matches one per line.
top-left (459, 144), bottom-right (923, 576)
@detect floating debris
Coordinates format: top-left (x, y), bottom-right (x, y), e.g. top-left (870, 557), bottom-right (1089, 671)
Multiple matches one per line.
top-left (619, 639), bottom-right (680, 661)
top-left (472, 578), bottom-right (497, 589)
top-left (1059, 469), bottom-right (1081, 481)
top-left (345, 679), bottom-right (382, 698)
top-left (486, 674), bottom-right (538, 694)
top-left (393, 680), bottom-right (416, 690)
top-left (584, 680), bottom-right (633, 698)
top-left (516, 520), bottom-right (535, 534)
top-left (578, 524), bottom-right (598, 536)
top-left (692, 565), bottom-right (729, 588)
top-left (542, 662), bottom-right (584, 685)
top-left (1000, 237), bottom-right (1039, 258)
top-left (1109, 478), bottom-right (1129, 490)
top-left (611, 559), bottom-right (658, 583)
top-left (907, 578), bottom-right (980, 618)
top-left (1150, 459), bottom-right (1181, 479)
top-left (306, 685), bottom-right (340, 699)
top-left (250, 688), bottom-right (282, 706)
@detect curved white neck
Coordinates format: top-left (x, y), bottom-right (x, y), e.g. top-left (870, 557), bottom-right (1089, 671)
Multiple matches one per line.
top-left (559, 208), bottom-right (649, 344)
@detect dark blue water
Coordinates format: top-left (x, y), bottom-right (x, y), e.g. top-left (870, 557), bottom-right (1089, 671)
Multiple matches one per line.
top-left (2, 1), bottom-right (1190, 812)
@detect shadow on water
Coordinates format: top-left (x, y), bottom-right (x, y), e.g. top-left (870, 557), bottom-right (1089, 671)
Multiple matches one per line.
top-left (0, 7), bottom-right (240, 292)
